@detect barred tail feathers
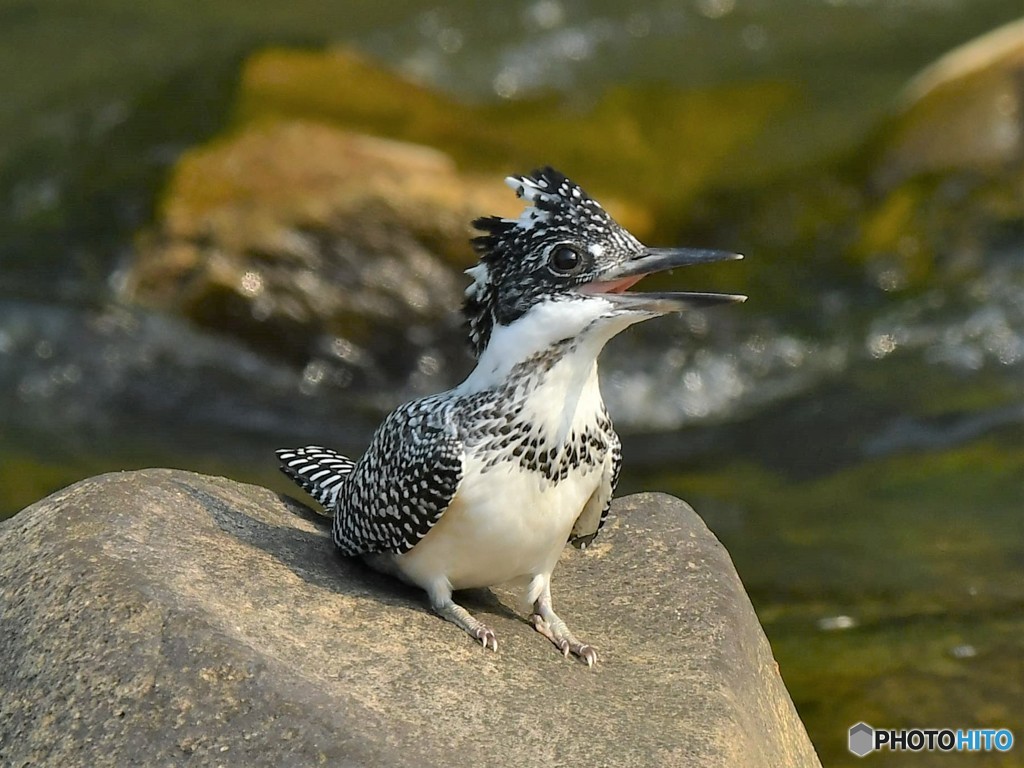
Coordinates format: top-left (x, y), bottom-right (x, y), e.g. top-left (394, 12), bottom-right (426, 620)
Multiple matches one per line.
top-left (276, 446), bottom-right (356, 508)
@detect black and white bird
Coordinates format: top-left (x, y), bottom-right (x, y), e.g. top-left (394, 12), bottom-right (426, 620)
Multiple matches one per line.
top-left (277, 168), bottom-right (744, 665)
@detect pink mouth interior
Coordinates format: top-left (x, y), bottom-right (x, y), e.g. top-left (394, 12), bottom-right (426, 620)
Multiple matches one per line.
top-left (583, 275), bottom-right (645, 294)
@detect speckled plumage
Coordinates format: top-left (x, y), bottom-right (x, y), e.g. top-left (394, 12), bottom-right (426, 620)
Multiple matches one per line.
top-left (465, 168), bottom-right (645, 356)
top-left (278, 167), bottom-right (743, 664)
top-left (279, 333), bottom-right (621, 557)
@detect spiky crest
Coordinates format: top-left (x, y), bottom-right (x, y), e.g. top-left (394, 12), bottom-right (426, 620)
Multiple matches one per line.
top-left (462, 167), bottom-right (643, 356)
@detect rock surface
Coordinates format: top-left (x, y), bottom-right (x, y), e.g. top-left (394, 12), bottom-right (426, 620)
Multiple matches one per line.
top-left (0, 470), bottom-right (820, 767)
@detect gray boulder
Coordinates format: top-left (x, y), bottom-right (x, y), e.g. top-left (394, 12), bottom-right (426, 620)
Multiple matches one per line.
top-left (0, 470), bottom-right (820, 767)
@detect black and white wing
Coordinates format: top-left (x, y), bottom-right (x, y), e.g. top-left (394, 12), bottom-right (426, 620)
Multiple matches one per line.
top-left (331, 395), bottom-right (465, 556)
top-left (569, 419), bottom-right (621, 549)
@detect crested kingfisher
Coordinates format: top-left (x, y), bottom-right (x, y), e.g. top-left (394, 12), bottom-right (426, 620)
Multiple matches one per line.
top-left (278, 168), bottom-right (744, 665)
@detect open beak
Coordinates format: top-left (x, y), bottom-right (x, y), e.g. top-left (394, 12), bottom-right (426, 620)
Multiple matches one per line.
top-left (579, 247), bottom-right (747, 312)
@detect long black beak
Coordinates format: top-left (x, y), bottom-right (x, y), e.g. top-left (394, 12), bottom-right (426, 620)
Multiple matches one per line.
top-left (582, 247), bottom-right (746, 312)
top-left (618, 247), bottom-right (744, 277)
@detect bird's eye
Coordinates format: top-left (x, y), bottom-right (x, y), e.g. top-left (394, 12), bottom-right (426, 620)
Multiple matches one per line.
top-left (549, 245), bottom-right (583, 275)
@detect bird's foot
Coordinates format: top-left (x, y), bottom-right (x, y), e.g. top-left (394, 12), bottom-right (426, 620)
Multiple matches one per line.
top-left (472, 624), bottom-right (499, 652)
top-left (530, 612), bottom-right (598, 666)
top-left (433, 597), bottom-right (498, 652)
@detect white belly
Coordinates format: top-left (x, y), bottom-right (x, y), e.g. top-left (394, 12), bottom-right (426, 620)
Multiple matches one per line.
top-left (392, 457), bottom-right (601, 591)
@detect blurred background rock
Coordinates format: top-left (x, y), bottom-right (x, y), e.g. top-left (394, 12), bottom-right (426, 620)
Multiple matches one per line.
top-left (1, 3), bottom-right (1020, 765)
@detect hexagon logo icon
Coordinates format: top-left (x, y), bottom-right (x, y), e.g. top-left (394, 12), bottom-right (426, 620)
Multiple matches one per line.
top-left (849, 722), bottom-right (875, 757)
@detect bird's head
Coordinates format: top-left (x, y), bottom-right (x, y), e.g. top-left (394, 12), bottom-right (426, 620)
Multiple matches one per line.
top-left (463, 167), bottom-right (745, 357)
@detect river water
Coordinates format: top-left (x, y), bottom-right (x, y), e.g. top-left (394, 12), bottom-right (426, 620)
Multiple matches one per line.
top-left (2, 2), bottom-right (1022, 765)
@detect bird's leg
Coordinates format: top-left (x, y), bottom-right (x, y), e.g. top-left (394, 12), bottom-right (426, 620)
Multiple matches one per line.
top-left (529, 578), bottom-right (597, 666)
top-left (428, 583), bottom-right (498, 652)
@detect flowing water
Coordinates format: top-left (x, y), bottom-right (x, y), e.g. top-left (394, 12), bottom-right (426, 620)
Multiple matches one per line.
top-left (2, 2), bottom-right (1022, 765)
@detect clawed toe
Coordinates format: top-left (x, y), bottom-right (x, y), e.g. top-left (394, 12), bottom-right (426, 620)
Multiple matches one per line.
top-left (476, 626), bottom-right (499, 652)
top-left (433, 595), bottom-right (499, 652)
top-left (531, 613), bottom-right (597, 666)
top-left (577, 644), bottom-right (597, 667)
top-left (530, 612), bottom-right (551, 637)
top-left (557, 638), bottom-right (571, 658)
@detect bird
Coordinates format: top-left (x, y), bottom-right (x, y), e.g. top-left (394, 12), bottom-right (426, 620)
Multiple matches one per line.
top-left (277, 167), bottom-right (744, 665)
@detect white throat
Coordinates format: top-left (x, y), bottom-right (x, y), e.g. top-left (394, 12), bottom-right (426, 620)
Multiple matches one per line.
top-left (457, 298), bottom-right (643, 444)
top-left (459, 298), bottom-right (638, 392)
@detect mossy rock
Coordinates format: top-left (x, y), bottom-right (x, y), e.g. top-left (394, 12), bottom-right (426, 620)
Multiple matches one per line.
top-left (126, 122), bottom-right (517, 375)
top-left (850, 19), bottom-right (1024, 286)
top-left (685, 19), bottom-right (1024, 301)
top-left (872, 18), bottom-right (1024, 190)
